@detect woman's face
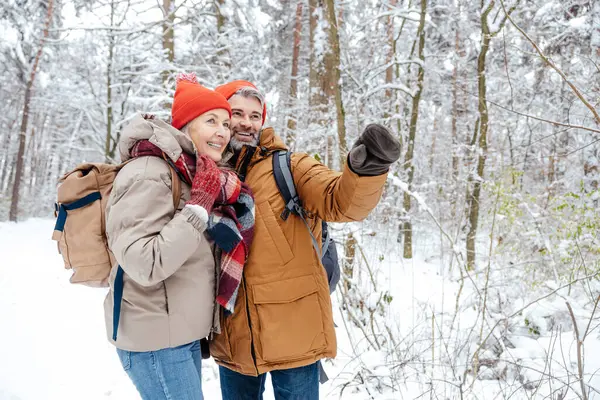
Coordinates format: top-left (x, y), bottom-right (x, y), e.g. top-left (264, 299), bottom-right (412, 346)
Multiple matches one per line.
top-left (186, 108), bottom-right (231, 162)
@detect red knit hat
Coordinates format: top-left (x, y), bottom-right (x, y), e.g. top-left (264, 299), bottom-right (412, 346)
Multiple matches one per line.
top-left (215, 80), bottom-right (267, 125)
top-left (171, 73), bottom-right (232, 130)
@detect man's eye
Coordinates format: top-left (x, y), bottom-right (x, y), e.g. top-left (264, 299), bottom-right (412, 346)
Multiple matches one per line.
top-left (233, 111), bottom-right (242, 117)
top-left (251, 115), bottom-right (260, 121)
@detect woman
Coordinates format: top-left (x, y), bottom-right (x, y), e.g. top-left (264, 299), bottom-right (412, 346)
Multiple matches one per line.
top-left (103, 73), bottom-right (255, 400)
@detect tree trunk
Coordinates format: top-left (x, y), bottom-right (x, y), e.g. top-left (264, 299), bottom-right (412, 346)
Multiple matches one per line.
top-left (402, 0), bottom-right (427, 259)
top-left (309, 0), bottom-right (334, 166)
top-left (343, 232), bottom-right (357, 289)
top-left (450, 32), bottom-right (460, 218)
top-left (9, 0), bottom-right (55, 222)
top-left (465, 4), bottom-right (493, 271)
top-left (451, 28), bottom-right (460, 186)
top-left (309, 0), bottom-right (328, 113)
top-left (1, 117), bottom-right (18, 195)
top-left (429, 109), bottom-right (437, 172)
top-left (394, 3), bottom-right (411, 155)
top-left (105, 0), bottom-right (115, 162)
top-left (384, 0), bottom-right (397, 119)
top-left (325, 0), bottom-right (347, 167)
top-left (394, 1), bottom-right (408, 243)
top-left (592, 0), bottom-right (600, 57)
top-left (215, 0), bottom-right (230, 70)
top-left (286, 1), bottom-right (303, 148)
top-left (161, 0), bottom-right (175, 92)
top-left (25, 125), bottom-right (36, 201)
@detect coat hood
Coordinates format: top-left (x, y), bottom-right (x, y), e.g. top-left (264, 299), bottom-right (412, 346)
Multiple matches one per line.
top-left (118, 114), bottom-right (196, 163)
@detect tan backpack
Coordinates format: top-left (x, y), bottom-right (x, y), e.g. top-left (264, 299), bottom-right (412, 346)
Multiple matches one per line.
top-left (52, 158), bottom-right (181, 287)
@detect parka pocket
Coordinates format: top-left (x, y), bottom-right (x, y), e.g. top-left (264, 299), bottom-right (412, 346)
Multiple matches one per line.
top-left (252, 275), bottom-right (327, 363)
top-left (256, 201), bottom-right (293, 265)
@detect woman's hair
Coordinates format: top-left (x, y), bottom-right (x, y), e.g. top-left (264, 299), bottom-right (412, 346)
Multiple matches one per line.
top-left (180, 123), bottom-right (190, 136)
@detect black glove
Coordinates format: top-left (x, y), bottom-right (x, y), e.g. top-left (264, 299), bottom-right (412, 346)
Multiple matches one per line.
top-left (348, 124), bottom-right (401, 176)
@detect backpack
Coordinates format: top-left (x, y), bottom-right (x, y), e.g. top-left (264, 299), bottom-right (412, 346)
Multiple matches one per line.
top-left (272, 150), bottom-right (341, 294)
top-left (52, 157), bottom-right (181, 288)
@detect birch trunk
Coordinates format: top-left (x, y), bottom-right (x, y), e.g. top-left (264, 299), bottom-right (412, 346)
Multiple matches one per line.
top-left (402, 0), bottom-right (427, 259)
top-left (286, 1), bottom-right (303, 148)
top-left (9, 0), bottom-right (55, 222)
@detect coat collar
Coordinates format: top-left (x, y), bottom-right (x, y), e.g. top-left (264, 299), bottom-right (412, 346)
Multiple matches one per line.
top-left (232, 127), bottom-right (288, 173)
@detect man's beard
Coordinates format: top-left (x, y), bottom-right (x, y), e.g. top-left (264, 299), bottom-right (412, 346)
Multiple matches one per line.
top-left (230, 131), bottom-right (259, 151)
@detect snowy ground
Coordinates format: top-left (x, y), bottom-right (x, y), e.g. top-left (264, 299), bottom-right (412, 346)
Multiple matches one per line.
top-left (0, 219), bottom-right (259, 400)
top-left (2, 218), bottom-right (600, 399)
top-left (0, 219), bottom-right (381, 399)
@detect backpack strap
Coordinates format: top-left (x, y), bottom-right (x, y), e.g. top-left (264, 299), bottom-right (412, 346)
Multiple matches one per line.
top-left (162, 152), bottom-right (182, 208)
top-left (272, 151), bottom-right (299, 221)
top-left (272, 150), bottom-right (322, 258)
top-left (168, 165), bottom-right (182, 208)
top-left (321, 221), bottom-right (332, 257)
top-left (53, 192), bottom-right (102, 234)
top-left (112, 159), bottom-right (181, 342)
top-left (318, 361), bottom-right (329, 384)
top-left (112, 266), bottom-right (125, 341)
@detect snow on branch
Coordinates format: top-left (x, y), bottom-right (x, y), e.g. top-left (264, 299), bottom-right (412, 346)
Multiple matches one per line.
top-left (359, 9), bottom-right (422, 28)
top-left (363, 58), bottom-right (425, 84)
top-left (389, 175), bottom-right (432, 214)
top-left (360, 83), bottom-right (416, 100)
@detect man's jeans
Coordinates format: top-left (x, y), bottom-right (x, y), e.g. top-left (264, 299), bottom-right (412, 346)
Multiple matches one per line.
top-left (219, 362), bottom-right (319, 400)
top-left (116, 340), bottom-right (203, 400)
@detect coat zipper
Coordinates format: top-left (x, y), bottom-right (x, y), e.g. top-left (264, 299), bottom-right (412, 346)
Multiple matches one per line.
top-left (235, 144), bottom-right (263, 375)
top-left (243, 277), bottom-right (260, 375)
top-left (234, 145), bottom-right (263, 180)
top-left (210, 247), bottom-right (221, 341)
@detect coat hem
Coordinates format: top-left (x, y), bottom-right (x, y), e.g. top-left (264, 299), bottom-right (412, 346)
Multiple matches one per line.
top-left (214, 350), bottom-right (335, 376)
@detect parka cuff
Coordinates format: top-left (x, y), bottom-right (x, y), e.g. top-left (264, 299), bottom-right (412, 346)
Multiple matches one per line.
top-left (181, 204), bottom-right (209, 232)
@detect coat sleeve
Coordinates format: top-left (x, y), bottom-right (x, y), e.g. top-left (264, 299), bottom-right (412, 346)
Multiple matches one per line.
top-left (106, 159), bottom-right (209, 287)
top-left (291, 153), bottom-right (388, 222)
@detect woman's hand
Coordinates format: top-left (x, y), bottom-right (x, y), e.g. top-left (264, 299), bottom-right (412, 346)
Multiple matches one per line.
top-left (186, 154), bottom-right (221, 211)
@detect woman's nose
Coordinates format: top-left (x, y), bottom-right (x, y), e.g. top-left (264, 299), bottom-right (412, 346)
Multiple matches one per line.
top-left (216, 126), bottom-right (228, 137)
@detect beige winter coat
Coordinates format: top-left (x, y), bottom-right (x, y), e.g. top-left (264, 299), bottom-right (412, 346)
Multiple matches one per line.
top-left (103, 114), bottom-right (217, 352)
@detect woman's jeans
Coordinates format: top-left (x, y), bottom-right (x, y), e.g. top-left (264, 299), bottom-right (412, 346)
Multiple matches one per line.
top-left (116, 340), bottom-right (203, 400)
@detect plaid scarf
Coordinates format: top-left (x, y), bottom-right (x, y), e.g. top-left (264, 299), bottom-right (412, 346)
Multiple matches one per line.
top-left (206, 173), bottom-right (255, 313)
top-left (130, 137), bottom-right (255, 314)
top-left (131, 139), bottom-right (195, 184)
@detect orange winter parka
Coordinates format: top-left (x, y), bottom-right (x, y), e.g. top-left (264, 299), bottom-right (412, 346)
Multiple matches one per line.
top-left (209, 127), bottom-right (388, 375)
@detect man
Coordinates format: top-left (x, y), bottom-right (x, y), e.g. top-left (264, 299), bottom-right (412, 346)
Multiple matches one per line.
top-left (210, 80), bottom-right (401, 399)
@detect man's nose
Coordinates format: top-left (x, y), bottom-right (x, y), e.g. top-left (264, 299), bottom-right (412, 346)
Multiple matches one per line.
top-left (239, 116), bottom-right (251, 127)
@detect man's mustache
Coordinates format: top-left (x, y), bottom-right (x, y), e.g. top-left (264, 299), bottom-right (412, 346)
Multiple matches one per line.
top-left (233, 131), bottom-right (258, 137)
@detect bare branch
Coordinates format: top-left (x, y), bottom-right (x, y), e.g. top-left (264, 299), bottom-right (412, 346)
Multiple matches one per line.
top-left (499, 0), bottom-right (600, 125)
top-left (566, 301), bottom-right (589, 400)
top-left (487, 99), bottom-right (600, 135)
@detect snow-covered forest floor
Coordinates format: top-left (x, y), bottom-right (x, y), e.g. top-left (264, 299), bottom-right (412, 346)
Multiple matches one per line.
top-left (3, 218), bottom-right (600, 399)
